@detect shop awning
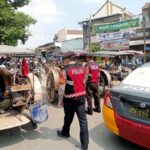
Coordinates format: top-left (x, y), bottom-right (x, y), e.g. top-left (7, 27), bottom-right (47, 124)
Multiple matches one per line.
top-left (129, 40), bottom-right (150, 46)
top-left (94, 50), bottom-right (143, 57)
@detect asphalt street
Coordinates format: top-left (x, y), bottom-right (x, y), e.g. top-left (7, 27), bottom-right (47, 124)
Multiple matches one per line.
top-left (0, 74), bottom-right (147, 150)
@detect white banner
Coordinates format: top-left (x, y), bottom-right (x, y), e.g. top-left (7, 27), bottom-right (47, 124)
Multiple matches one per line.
top-left (96, 30), bottom-right (136, 42)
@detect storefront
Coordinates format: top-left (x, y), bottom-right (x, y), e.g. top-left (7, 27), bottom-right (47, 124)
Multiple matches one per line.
top-left (130, 39), bottom-right (150, 62)
top-left (95, 18), bottom-right (141, 51)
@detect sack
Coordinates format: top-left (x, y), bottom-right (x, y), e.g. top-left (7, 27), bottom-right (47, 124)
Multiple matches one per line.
top-left (29, 103), bottom-right (48, 124)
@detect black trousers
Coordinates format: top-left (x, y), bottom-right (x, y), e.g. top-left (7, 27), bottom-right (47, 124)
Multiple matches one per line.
top-left (0, 75), bottom-right (5, 93)
top-left (0, 75), bottom-right (5, 101)
top-left (62, 96), bottom-right (89, 146)
top-left (86, 82), bottom-right (100, 111)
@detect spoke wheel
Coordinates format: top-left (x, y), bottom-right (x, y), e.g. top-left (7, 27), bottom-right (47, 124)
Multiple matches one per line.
top-left (46, 73), bottom-right (56, 103)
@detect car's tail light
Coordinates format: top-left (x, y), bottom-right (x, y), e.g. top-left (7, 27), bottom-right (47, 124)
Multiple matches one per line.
top-left (104, 92), bottom-right (113, 109)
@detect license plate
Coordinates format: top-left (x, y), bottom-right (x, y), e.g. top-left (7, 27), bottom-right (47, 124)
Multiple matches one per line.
top-left (128, 106), bottom-right (150, 119)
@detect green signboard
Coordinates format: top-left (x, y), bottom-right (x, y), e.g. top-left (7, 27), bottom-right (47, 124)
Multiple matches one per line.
top-left (95, 18), bottom-right (140, 33)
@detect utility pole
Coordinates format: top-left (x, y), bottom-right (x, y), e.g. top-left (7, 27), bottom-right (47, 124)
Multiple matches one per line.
top-left (143, 13), bottom-right (147, 63)
top-left (88, 14), bottom-right (92, 51)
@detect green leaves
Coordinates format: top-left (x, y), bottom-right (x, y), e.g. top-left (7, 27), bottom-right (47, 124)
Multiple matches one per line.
top-left (0, 0), bottom-right (36, 46)
top-left (91, 43), bottom-right (100, 52)
top-left (8, 0), bottom-right (30, 9)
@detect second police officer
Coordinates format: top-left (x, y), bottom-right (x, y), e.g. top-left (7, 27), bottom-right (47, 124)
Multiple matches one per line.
top-left (85, 53), bottom-right (101, 115)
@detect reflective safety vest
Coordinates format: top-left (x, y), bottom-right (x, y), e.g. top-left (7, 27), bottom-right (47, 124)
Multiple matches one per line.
top-left (87, 62), bottom-right (100, 83)
top-left (63, 63), bottom-right (86, 98)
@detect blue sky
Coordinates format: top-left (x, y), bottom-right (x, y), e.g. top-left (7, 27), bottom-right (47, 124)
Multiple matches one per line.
top-left (19, 0), bottom-right (150, 49)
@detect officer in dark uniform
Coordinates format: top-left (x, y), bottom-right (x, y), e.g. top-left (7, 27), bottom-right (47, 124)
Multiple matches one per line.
top-left (85, 54), bottom-right (101, 115)
top-left (57, 51), bottom-right (89, 150)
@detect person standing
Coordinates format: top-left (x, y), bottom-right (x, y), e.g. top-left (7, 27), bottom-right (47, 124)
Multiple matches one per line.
top-left (85, 54), bottom-right (101, 115)
top-left (57, 51), bottom-right (89, 150)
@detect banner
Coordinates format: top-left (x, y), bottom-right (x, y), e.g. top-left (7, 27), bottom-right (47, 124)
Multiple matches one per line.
top-left (96, 30), bottom-right (136, 42)
top-left (95, 18), bottom-right (140, 33)
top-left (100, 39), bottom-right (129, 51)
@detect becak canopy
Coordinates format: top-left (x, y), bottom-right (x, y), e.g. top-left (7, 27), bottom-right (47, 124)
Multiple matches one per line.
top-left (0, 45), bottom-right (35, 57)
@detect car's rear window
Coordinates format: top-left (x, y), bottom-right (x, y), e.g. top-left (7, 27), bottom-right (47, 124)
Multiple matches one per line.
top-left (122, 67), bottom-right (150, 87)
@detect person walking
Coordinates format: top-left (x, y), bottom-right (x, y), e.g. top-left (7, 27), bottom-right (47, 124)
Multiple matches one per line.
top-left (57, 51), bottom-right (89, 150)
top-left (85, 54), bottom-right (101, 115)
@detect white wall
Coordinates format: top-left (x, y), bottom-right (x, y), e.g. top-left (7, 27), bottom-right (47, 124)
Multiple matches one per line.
top-left (57, 28), bottom-right (83, 42)
top-left (66, 34), bottom-right (83, 40)
top-left (61, 38), bottom-right (83, 52)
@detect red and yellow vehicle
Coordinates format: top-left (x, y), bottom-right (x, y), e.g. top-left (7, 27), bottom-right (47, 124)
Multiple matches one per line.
top-left (103, 63), bottom-right (150, 149)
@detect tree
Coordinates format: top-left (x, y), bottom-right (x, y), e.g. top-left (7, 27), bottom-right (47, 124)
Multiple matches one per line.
top-left (91, 43), bottom-right (100, 52)
top-left (0, 0), bottom-right (36, 46)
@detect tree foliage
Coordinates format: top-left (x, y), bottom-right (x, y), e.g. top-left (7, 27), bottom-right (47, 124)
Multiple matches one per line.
top-left (8, 0), bottom-right (30, 9)
top-left (91, 43), bottom-right (100, 52)
top-left (0, 0), bottom-right (36, 46)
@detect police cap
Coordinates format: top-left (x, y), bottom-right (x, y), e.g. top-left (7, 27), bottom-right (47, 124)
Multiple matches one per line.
top-left (62, 51), bottom-right (75, 59)
top-left (85, 52), bottom-right (93, 59)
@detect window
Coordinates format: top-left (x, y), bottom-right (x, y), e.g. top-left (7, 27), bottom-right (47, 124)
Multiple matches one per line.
top-left (122, 67), bottom-right (150, 87)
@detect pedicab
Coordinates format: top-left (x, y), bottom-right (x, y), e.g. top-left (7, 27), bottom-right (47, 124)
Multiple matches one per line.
top-left (0, 45), bottom-right (47, 130)
top-left (46, 61), bottom-right (61, 103)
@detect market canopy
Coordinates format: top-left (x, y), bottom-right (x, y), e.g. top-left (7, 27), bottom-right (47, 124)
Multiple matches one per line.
top-left (0, 45), bottom-right (35, 57)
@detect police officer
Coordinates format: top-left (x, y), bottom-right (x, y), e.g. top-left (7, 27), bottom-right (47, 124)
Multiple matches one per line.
top-left (85, 54), bottom-right (101, 115)
top-left (57, 51), bottom-right (89, 150)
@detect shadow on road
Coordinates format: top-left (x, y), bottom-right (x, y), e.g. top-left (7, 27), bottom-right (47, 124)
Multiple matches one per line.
top-left (0, 127), bottom-right (23, 148)
top-left (89, 123), bottom-right (147, 150)
top-left (0, 122), bottom-right (82, 149)
top-left (0, 122), bottom-right (61, 149)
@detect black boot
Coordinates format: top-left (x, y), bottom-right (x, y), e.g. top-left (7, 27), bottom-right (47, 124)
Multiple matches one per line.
top-left (82, 144), bottom-right (88, 150)
top-left (93, 108), bottom-right (101, 113)
top-left (86, 108), bottom-right (93, 115)
top-left (57, 129), bottom-right (70, 138)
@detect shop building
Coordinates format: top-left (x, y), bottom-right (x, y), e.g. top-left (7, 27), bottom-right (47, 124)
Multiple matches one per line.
top-left (53, 28), bottom-right (83, 42)
top-left (79, 0), bottom-right (133, 50)
top-left (79, 0), bottom-right (150, 60)
top-left (38, 28), bottom-right (83, 57)
top-left (129, 2), bottom-right (150, 61)
top-left (61, 38), bottom-right (83, 52)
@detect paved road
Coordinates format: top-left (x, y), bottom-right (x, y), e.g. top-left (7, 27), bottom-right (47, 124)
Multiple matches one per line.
top-left (0, 74), bottom-right (146, 150)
